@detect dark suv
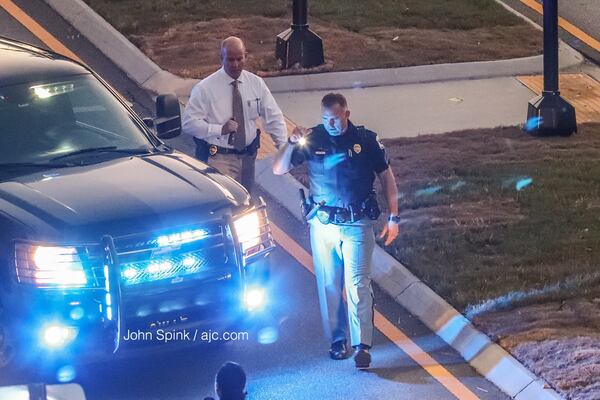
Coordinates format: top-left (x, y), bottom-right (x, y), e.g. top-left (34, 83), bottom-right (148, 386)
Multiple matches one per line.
top-left (0, 37), bottom-right (274, 373)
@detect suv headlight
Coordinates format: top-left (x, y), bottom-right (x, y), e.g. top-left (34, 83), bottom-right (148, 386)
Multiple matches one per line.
top-left (233, 211), bottom-right (261, 252)
top-left (232, 203), bottom-right (275, 263)
top-left (15, 243), bottom-right (88, 287)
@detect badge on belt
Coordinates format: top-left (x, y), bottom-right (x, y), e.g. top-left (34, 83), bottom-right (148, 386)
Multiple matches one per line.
top-left (209, 145), bottom-right (218, 156)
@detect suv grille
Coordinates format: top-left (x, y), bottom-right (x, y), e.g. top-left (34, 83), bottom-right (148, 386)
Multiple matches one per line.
top-left (112, 221), bottom-right (230, 287)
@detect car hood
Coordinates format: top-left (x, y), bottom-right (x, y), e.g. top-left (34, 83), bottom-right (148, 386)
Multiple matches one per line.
top-left (0, 152), bottom-right (250, 242)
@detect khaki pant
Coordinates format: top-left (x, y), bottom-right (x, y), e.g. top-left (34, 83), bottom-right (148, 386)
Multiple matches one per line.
top-left (207, 152), bottom-right (257, 194)
top-left (309, 218), bottom-right (375, 348)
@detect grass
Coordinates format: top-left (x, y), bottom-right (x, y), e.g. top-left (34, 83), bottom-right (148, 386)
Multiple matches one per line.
top-left (85, 0), bottom-right (524, 36)
top-left (310, 0), bottom-right (523, 31)
top-left (84, 0), bottom-right (541, 77)
top-left (378, 124), bottom-right (600, 311)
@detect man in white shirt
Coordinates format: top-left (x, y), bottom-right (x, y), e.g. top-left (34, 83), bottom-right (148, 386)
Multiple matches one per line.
top-left (182, 36), bottom-right (287, 193)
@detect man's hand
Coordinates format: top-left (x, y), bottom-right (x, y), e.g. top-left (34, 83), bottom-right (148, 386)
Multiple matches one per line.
top-left (273, 126), bottom-right (309, 175)
top-left (379, 220), bottom-right (399, 246)
top-left (221, 119), bottom-right (239, 135)
top-left (289, 126), bottom-right (311, 144)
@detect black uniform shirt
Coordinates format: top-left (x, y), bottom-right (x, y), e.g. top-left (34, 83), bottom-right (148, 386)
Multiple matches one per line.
top-left (291, 121), bottom-right (389, 208)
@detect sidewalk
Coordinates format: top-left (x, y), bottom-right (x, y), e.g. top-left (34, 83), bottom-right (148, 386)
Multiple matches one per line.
top-left (274, 77), bottom-right (534, 137)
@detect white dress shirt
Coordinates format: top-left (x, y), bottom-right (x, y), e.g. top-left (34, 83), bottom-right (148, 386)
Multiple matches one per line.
top-left (182, 67), bottom-right (287, 149)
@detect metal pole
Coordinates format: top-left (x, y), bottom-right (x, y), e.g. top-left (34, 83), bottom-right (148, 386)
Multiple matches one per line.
top-left (524, 0), bottom-right (576, 136)
top-left (543, 0), bottom-right (559, 93)
top-left (275, 0), bottom-right (324, 69)
top-left (292, 0), bottom-right (308, 28)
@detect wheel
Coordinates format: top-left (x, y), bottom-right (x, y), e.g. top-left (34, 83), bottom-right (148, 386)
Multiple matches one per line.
top-left (0, 302), bottom-right (22, 385)
top-left (0, 296), bottom-right (15, 371)
top-left (0, 297), bottom-right (43, 383)
top-left (0, 323), bottom-right (15, 370)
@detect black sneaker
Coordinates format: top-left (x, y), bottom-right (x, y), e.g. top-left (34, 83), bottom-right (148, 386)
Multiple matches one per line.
top-left (354, 346), bottom-right (371, 369)
top-left (329, 340), bottom-right (348, 360)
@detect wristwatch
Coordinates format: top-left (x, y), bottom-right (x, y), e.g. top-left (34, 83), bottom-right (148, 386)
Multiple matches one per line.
top-left (388, 214), bottom-right (401, 224)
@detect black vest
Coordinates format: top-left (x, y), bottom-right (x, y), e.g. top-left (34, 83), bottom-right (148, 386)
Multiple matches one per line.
top-left (307, 123), bottom-right (378, 208)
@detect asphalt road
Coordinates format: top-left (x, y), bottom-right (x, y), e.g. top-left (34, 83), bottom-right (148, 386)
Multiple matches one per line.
top-left (558, 0), bottom-right (600, 41)
top-left (501, 0), bottom-right (600, 65)
top-left (0, 1), bottom-right (510, 399)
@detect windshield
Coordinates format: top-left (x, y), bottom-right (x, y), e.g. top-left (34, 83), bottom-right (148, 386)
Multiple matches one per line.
top-left (0, 75), bottom-right (154, 165)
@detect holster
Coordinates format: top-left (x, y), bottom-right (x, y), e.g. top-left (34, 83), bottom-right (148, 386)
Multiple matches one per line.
top-left (247, 129), bottom-right (261, 156)
top-left (193, 137), bottom-right (210, 163)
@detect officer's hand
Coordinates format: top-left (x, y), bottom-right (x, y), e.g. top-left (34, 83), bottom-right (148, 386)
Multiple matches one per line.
top-left (289, 126), bottom-right (312, 144)
top-left (222, 119), bottom-right (239, 135)
top-left (379, 221), bottom-right (399, 246)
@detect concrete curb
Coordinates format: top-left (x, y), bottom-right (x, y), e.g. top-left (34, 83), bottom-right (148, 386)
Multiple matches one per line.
top-left (262, 43), bottom-right (582, 93)
top-left (44, 1), bottom-right (566, 398)
top-left (46, 0), bottom-right (582, 96)
top-left (493, 0), bottom-right (543, 32)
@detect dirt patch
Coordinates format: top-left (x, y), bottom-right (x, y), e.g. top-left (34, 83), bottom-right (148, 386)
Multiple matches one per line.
top-left (131, 16), bottom-right (542, 79)
top-left (475, 299), bottom-right (600, 399)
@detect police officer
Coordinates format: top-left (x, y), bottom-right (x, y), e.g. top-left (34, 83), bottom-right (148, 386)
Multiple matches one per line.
top-left (273, 93), bottom-right (400, 369)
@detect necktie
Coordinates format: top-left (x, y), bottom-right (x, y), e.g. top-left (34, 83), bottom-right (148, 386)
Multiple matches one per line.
top-left (231, 80), bottom-right (246, 151)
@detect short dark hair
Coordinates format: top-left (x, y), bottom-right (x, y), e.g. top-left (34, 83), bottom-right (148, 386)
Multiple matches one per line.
top-left (321, 93), bottom-right (347, 109)
top-left (216, 362), bottom-right (246, 399)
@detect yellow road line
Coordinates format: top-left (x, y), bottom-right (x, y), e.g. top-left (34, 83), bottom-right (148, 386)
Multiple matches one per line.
top-left (6, 4), bottom-right (480, 398)
top-left (0, 0), bottom-right (81, 62)
top-left (519, 0), bottom-right (600, 53)
top-left (271, 224), bottom-right (480, 400)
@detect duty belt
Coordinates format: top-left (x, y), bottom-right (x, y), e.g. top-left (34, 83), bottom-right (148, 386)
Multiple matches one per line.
top-left (315, 205), bottom-right (365, 225)
top-left (207, 144), bottom-right (251, 156)
top-left (193, 130), bottom-right (261, 162)
top-left (299, 189), bottom-right (381, 225)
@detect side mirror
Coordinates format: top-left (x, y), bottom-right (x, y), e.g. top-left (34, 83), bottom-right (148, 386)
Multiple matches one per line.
top-left (142, 118), bottom-right (154, 129)
top-left (154, 94), bottom-right (181, 139)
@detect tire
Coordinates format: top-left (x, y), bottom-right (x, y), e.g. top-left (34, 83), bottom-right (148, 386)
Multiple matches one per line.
top-left (0, 325), bottom-right (15, 370)
top-left (0, 303), bottom-right (21, 385)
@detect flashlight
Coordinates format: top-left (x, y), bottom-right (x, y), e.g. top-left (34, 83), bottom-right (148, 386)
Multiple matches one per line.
top-left (298, 137), bottom-right (307, 146)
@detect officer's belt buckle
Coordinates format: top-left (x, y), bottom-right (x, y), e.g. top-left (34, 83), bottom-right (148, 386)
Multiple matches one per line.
top-left (333, 208), bottom-right (350, 224)
top-left (329, 206), bottom-right (363, 224)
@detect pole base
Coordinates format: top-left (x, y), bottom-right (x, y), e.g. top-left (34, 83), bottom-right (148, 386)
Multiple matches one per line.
top-left (525, 92), bottom-right (577, 136)
top-left (275, 27), bottom-right (325, 69)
